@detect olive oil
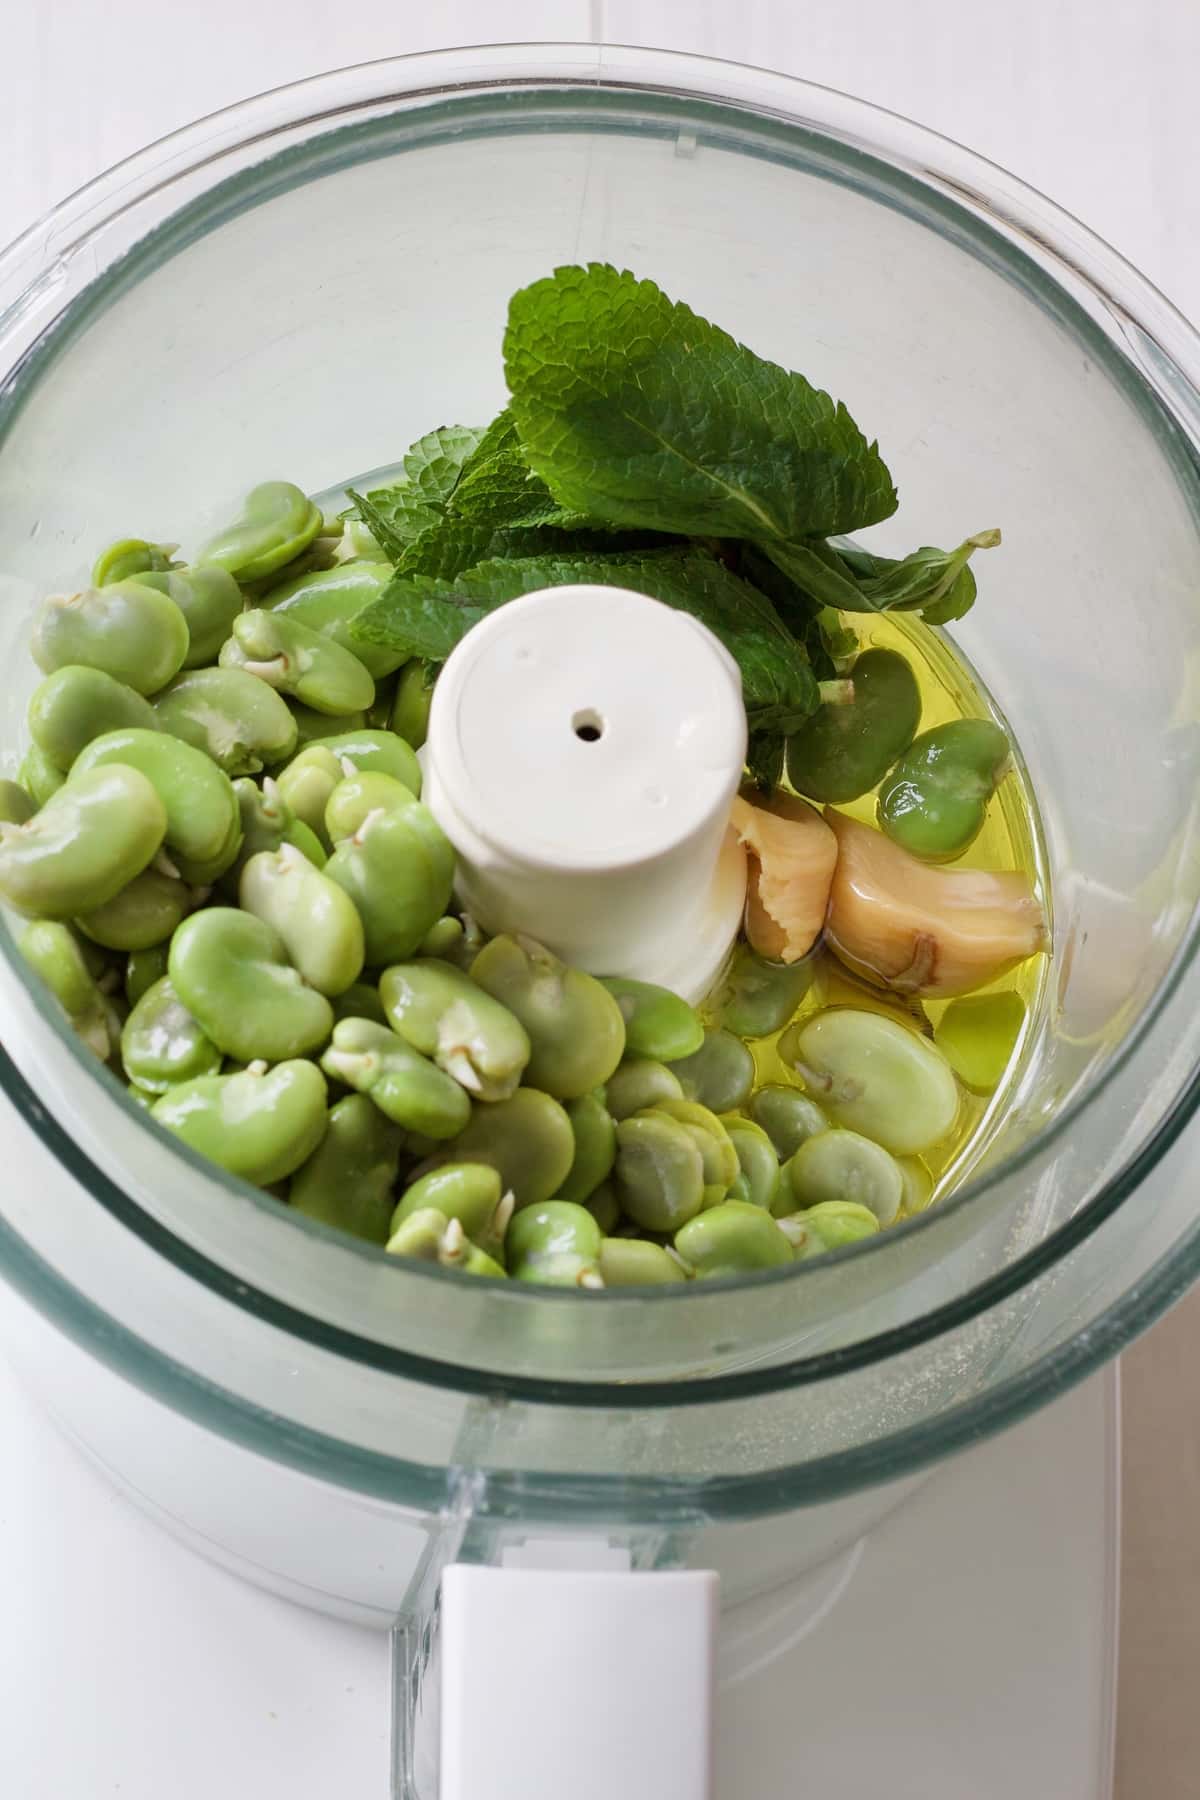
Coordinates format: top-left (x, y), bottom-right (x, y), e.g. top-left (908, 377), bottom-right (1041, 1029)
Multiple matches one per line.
top-left (724, 614), bottom-right (1050, 1215)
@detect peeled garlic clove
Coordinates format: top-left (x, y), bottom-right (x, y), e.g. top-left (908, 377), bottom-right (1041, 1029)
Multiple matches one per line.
top-left (824, 809), bottom-right (1048, 999)
top-left (730, 793), bottom-right (838, 965)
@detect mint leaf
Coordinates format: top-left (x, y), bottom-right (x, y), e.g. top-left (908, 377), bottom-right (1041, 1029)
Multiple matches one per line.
top-left (343, 487), bottom-right (438, 563)
top-left (764, 529), bottom-right (999, 623)
top-left (504, 264), bottom-right (898, 544)
top-left (352, 546), bottom-right (819, 732)
top-left (402, 424), bottom-right (486, 505)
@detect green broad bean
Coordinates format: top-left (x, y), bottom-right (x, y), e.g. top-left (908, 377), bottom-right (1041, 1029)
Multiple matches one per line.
top-left (239, 845), bottom-right (365, 997)
top-left (71, 728), bottom-right (242, 884)
top-left (325, 770), bottom-right (416, 843)
top-left (429, 1088), bottom-right (575, 1211)
top-left (224, 776), bottom-right (324, 887)
top-left (135, 566), bottom-right (243, 668)
top-left (302, 728), bottom-right (422, 795)
top-left (714, 944), bottom-right (814, 1039)
top-left (17, 745), bottom-right (65, 807)
top-left (320, 1017), bottom-right (471, 1139)
top-left (898, 1158), bottom-right (935, 1216)
top-left (220, 609), bottom-right (375, 716)
top-left (332, 981), bottom-right (388, 1027)
top-left (748, 1085), bottom-right (830, 1161)
top-left (785, 648), bottom-right (921, 803)
top-left (674, 1201), bottom-right (793, 1279)
top-left (779, 1009), bottom-right (959, 1155)
top-left (31, 581), bottom-right (189, 695)
top-left (125, 943), bottom-right (169, 1008)
top-left (0, 779), bottom-right (35, 826)
top-left (390, 660), bottom-right (436, 750)
top-left (613, 1112), bottom-right (705, 1232)
top-left (275, 746), bottom-right (342, 851)
top-left (933, 991), bottom-right (1025, 1093)
top-left (91, 538), bottom-right (177, 587)
top-left (120, 975), bottom-right (223, 1092)
top-left (596, 976), bottom-right (704, 1062)
top-left (386, 1207), bottom-right (452, 1261)
top-left (471, 934), bottom-right (626, 1100)
top-left (198, 481), bottom-right (323, 584)
top-left (0, 764), bottom-right (166, 919)
top-left (671, 1029), bottom-right (755, 1113)
top-left (391, 1163), bottom-right (505, 1247)
top-left (169, 907), bottom-right (334, 1062)
top-left (779, 1199), bottom-right (880, 1256)
top-left (650, 1098), bottom-right (739, 1206)
top-left (18, 745), bottom-right (65, 807)
top-left (557, 1092), bottom-right (617, 1204)
top-left (323, 798), bottom-right (453, 965)
top-left (153, 667), bottom-right (298, 775)
top-left (75, 866), bottom-right (187, 951)
top-left (289, 1095), bottom-right (403, 1243)
top-left (151, 1059), bottom-right (328, 1186)
top-left (126, 1084), bottom-right (154, 1111)
top-left (18, 920), bottom-right (119, 1059)
top-left (365, 677), bottom-right (397, 733)
top-left (435, 1219), bottom-right (508, 1279)
top-left (506, 1200), bottom-right (603, 1288)
top-left (286, 701), bottom-right (367, 751)
top-left (878, 718), bottom-right (1010, 861)
top-left (28, 666), bottom-right (158, 771)
top-left (379, 959), bottom-right (530, 1101)
top-left (597, 1238), bottom-right (687, 1286)
top-left (419, 916), bottom-right (465, 960)
top-left (784, 1129), bottom-right (905, 1225)
top-left (261, 561), bottom-right (405, 680)
top-left (604, 1058), bottom-right (685, 1121)
top-left (337, 519), bottom-right (387, 563)
top-left (721, 1117), bottom-right (782, 1212)
top-left (586, 1180), bottom-right (621, 1236)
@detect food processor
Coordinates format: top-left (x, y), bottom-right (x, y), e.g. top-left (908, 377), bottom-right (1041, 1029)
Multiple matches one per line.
top-left (1, 42), bottom-right (1199, 1798)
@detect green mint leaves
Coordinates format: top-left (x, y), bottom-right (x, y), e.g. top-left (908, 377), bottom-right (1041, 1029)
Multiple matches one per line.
top-left (504, 264), bottom-right (899, 542)
top-left (350, 265), bottom-right (1000, 779)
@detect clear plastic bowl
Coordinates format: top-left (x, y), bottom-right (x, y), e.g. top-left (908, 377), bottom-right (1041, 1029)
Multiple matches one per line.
top-left (1, 44), bottom-right (1200, 1607)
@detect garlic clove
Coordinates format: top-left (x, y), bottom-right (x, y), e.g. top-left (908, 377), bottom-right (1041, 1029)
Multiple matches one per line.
top-left (730, 792), bottom-right (838, 965)
top-left (824, 808), bottom-right (1048, 998)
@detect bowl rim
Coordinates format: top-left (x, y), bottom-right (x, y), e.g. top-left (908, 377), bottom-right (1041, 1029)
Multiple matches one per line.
top-left (3, 42), bottom-right (1200, 1509)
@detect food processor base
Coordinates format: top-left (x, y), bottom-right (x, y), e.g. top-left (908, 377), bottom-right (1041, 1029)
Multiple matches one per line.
top-left (0, 1347), bottom-right (1117, 1799)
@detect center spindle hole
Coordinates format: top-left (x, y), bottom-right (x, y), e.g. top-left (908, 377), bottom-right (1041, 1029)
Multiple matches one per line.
top-left (572, 708), bottom-right (606, 743)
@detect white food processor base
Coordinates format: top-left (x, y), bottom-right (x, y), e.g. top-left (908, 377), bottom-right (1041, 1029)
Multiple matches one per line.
top-left (0, 1348), bottom-right (1117, 1800)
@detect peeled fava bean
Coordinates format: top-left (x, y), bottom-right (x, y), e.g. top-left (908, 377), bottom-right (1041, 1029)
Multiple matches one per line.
top-left (432, 1087), bottom-right (576, 1211)
top-left (239, 844), bottom-right (365, 997)
top-left (198, 480), bottom-right (324, 585)
top-left (302, 728), bottom-right (422, 794)
top-left (221, 608), bottom-right (375, 717)
top-left (747, 1084), bottom-right (829, 1162)
top-left (730, 792), bottom-right (838, 964)
top-left (784, 1129), bottom-right (905, 1226)
top-left (71, 728), bottom-right (242, 884)
top-left (390, 1163), bottom-right (508, 1254)
top-left (121, 975), bottom-right (223, 1093)
top-left (715, 943), bottom-right (813, 1039)
top-left (390, 659), bottom-right (436, 750)
top-left (91, 537), bottom-right (177, 587)
top-left (597, 1238), bottom-right (686, 1286)
top-left (18, 743), bottom-right (65, 807)
top-left (325, 770), bottom-right (417, 843)
top-left (878, 719), bottom-right (1010, 862)
top-left (506, 1200), bottom-right (603, 1288)
top-left (289, 1095), bottom-right (403, 1244)
top-left (779, 1008), bottom-right (958, 1156)
top-left (28, 666), bottom-right (158, 771)
top-left (596, 976), bottom-right (704, 1063)
top-left (604, 1057), bottom-right (685, 1121)
top-left (824, 809), bottom-right (1048, 999)
top-left (780, 1199), bottom-right (881, 1256)
top-left (275, 746), bottom-right (342, 850)
top-left (18, 920), bottom-right (119, 1059)
top-left (651, 1098), bottom-right (739, 1206)
top-left (319, 1017), bottom-right (471, 1139)
top-left (614, 1111), bottom-right (705, 1232)
top-left (557, 1091), bottom-right (617, 1205)
top-left (785, 648), bottom-right (921, 803)
top-left (153, 667), bottom-right (299, 775)
top-left (0, 764), bottom-right (166, 919)
top-left (136, 565), bottom-right (243, 668)
top-left (472, 934), bottom-right (627, 1100)
top-left (169, 907), bottom-right (334, 1063)
top-left (0, 779), bottom-right (35, 826)
top-left (674, 1201), bottom-right (793, 1279)
top-left (151, 1059), bottom-right (328, 1187)
top-left (260, 560), bottom-right (405, 681)
top-left (323, 797), bottom-right (454, 964)
top-left (75, 865), bottom-right (188, 951)
top-left (380, 959), bottom-right (530, 1101)
top-left (30, 581), bottom-right (189, 695)
top-left (671, 1029), bottom-right (755, 1113)
top-left (721, 1116), bottom-right (782, 1212)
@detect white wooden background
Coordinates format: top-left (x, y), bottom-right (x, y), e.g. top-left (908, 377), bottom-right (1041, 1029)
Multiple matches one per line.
top-left (2, 5), bottom-right (1198, 1796)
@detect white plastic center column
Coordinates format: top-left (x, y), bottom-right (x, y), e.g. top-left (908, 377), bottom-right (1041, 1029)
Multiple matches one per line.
top-left (421, 585), bottom-right (748, 1003)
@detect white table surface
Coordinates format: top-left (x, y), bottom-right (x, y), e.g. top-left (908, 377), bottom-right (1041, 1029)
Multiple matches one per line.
top-left (2, 5), bottom-right (1198, 1797)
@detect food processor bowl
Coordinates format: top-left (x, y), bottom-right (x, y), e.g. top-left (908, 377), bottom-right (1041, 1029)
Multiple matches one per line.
top-left (2, 41), bottom-right (1200, 1798)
